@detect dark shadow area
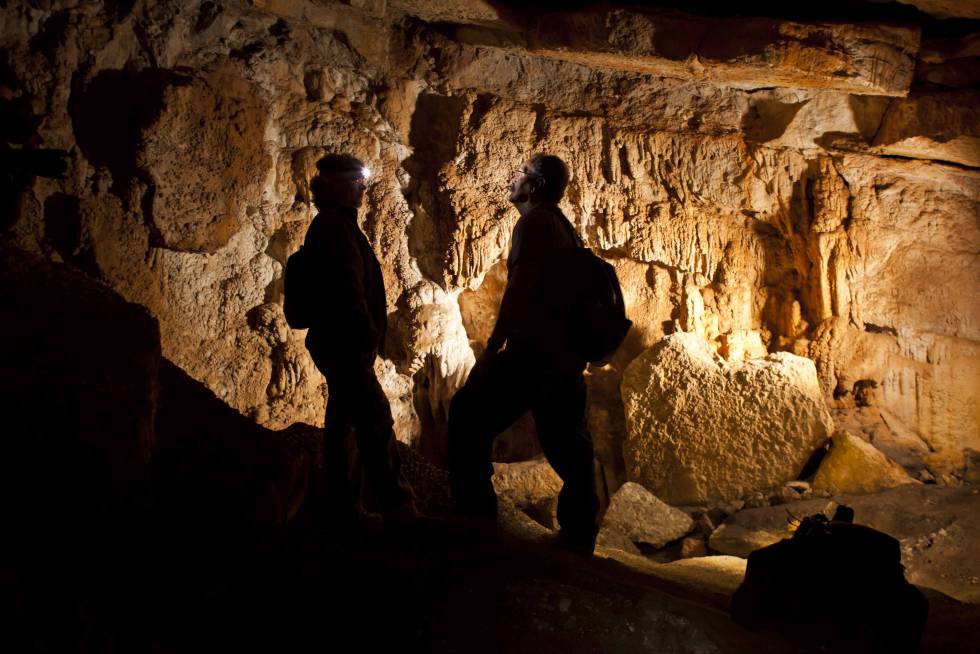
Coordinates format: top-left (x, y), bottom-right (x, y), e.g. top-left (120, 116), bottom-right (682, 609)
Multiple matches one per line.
top-left (1, 53), bottom-right (69, 233)
top-left (741, 99), bottom-right (809, 143)
top-left (66, 66), bottom-right (187, 248)
top-left (731, 508), bottom-right (929, 653)
top-left (487, 0), bottom-right (980, 39)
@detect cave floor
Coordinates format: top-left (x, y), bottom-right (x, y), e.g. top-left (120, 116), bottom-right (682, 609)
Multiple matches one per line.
top-left (10, 499), bottom-right (975, 654)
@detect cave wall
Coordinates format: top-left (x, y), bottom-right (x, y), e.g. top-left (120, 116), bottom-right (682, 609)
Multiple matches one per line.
top-left (3, 0), bottom-right (978, 488)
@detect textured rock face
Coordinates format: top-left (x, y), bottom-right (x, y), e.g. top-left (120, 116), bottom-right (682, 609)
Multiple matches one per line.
top-left (492, 458), bottom-right (562, 509)
top-left (597, 482), bottom-right (694, 552)
top-left (812, 431), bottom-right (920, 494)
top-left (621, 333), bottom-right (834, 505)
top-left (139, 68), bottom-right (273, 252)
top-left (459, 8), bottom-right (920, 95)
top-left (872, 91), bottom-right (980, 167)
top-left (2, 0), bottom-right (977, 492)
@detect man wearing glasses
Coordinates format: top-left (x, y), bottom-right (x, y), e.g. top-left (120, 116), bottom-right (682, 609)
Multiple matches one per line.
top-left (303, 154), bottom-right (415, 525)
top-left (448, 153), bottom-right (599, 556)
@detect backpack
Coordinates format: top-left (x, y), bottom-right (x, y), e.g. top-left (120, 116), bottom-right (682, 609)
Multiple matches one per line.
top-left (730, 505), bottom-right (928, 652)
top-left (548, 217), bottom-right (633, 364)
top-left (283, 245), bottom-right (315, 329)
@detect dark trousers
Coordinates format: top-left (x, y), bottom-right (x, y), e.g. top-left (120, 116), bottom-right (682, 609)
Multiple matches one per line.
top-left (309, 345), bottom-right (410, 513)
top-left (448, 345), bottom-right (599, 542)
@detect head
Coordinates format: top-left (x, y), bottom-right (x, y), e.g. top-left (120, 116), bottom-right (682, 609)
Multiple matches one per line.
top-left (509, 153), bottom-right (569, 208)
top-left (310, 153), bottom-right (370, 211)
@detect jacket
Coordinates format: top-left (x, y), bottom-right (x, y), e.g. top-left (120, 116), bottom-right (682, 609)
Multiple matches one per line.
top-left (303, 204), bottom-right (387, 360)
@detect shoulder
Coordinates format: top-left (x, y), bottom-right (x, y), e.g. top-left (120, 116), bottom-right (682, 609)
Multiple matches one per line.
top-left (522, 206), bottom-right (563, 227)
top-left (308, 210), bottom-right (353, 242)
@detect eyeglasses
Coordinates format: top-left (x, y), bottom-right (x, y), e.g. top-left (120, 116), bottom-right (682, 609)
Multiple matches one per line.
top-left (515, 167), bottom-right (540, 178)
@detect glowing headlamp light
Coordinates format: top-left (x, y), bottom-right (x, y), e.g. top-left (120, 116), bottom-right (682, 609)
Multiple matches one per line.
top-left (361, 166), bottom-right (371, 180)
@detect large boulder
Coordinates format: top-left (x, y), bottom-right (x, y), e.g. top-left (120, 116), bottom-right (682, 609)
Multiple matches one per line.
top-left (493, 458), bottom-right (562, 528)
top-left (707, 485), bottom-right (980, 603)
top-left (597, 482), bottom-right (694, 553)
top-left (812, 430), bottom-right (920, 494)
top-left (622, 332), bottom-right (834, 505)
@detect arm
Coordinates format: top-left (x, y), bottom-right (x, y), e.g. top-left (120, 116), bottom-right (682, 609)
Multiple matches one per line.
top-left (486, 260), bottom-right (540, 353)
top-left (485, 210), bottom-right (553, 353)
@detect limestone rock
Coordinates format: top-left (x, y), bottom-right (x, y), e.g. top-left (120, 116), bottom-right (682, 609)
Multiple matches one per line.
top-left (872, 92), bottom-right (980, 168)
top-left (742, 90), bottom-right (890, 151)
top-left (894, 0), bottom-right (980, 20)
top-left (812, 431), bottom-right (920, 494)
top-left (492, 458), bottom-right (562, 509)
top-left (709, 523), bottom-right (787, 559)
top-left (832, 406), bottom-right (931, 469)
top-left (679, 536), bottom-right (708, 559)
top-left (596, 528), bottom-right (642, 556)
top-left (598, 482), bottom-right (694, 550)
top-left (648, 556), bottom-right (748, 598)
top-left (916, 32), bottom-right (980, 89)
top-left (139, 67), bottom-right (273, 252)
top-left (155, 359), bottom-right (320, 526)
top-left (712, 488), bottom-right (980, 603)
top-left (457, 8), bottom-right (920, 94)
top-left (622, 332), bottom-right (834, 505)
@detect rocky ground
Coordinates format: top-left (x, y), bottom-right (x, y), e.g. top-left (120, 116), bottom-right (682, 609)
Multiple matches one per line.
top-left (3, 246), bottom-right (979, 652)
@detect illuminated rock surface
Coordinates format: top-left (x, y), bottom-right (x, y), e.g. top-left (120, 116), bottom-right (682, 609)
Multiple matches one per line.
top-left (812, 430), bottom-right (920, 494)
top-left (597, 481), bottom-right (695, 552)
top-left (622, 333), bottom-right (834, 504)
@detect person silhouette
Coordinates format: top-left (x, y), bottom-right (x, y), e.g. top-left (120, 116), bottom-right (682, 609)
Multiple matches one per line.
top-left (302, 154), bottom-right (416, 525)
top-left (448, 153), bottom-right (599, 555)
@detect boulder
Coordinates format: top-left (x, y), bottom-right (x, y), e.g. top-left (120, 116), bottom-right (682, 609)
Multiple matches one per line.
top-left (596, 528), bottom-right (643, 556)
top-left (597, 482), bottom-right (694, 551)
top-left (154, 359), bottom-right (320, 526)
top-left (493, 458), bottom-right (562, 509)
top-left (812, 431), bottom-right (920, 494)
top-left (706, 486), bottom-right (980, 603)
top-left (622, 332), bottom-right (834, 505)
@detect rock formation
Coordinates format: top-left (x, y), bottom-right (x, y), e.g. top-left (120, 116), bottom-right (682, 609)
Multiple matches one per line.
top-left (597, 482), bottom-right (694, 553)
top-left (2, 0), bottom-right (977, 501)
top-left (621, 332), bottom-right (834, 504)
top-left (811, 430), bottom-right (920, 494)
